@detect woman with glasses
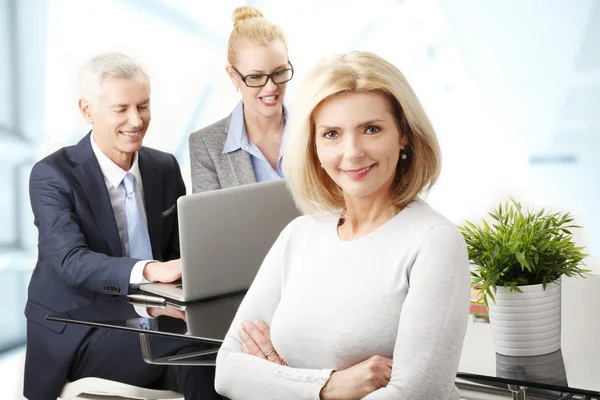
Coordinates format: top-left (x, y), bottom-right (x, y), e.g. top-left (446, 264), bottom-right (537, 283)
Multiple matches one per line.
top-left (189, 6), bottom-right (294, 193)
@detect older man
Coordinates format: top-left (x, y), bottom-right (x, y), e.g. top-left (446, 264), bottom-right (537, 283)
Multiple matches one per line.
top-left (24, 52), bottom-right (220, 400)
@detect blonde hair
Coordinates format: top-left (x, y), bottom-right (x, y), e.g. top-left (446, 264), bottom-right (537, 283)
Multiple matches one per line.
top-left (283, 51), bottom-right (441, 215)
top-left (227, 6), bottom-right (288, 65)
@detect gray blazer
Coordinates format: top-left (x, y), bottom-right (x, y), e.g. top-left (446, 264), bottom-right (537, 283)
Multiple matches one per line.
top-left (189, 114), bottom-right (257, 193)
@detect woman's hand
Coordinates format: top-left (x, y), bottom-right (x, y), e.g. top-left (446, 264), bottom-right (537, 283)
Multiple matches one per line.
top-left (239, 320), bottom-right (287, 366)
top-left (320, 355), bottom-right (393, 400)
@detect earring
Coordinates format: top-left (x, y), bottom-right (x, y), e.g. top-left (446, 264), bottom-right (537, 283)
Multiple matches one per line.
top-left (236, 87), bottom-right (240, 92)
top-left (400, 148), bottom-right (408, 160)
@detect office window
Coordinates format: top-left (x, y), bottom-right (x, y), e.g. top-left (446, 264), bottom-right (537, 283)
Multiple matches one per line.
top-left (1, 0), bottom-right (598, 354)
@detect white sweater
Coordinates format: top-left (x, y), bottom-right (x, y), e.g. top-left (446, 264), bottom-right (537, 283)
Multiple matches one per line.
top-left (215, 199), bottom-right (471, 399)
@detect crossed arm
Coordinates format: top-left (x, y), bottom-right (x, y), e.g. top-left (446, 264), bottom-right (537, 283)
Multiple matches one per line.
top-left (216, 224), bottom-right (471, 399)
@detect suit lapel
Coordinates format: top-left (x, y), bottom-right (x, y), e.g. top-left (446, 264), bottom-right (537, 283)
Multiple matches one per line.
top-left (221, 113), bottom-right (256, 186)
top-left (72, 134), bottom-right (123, 257)
top-left (138, 149), bottom-right (163, 261)
top-left (228, 149), bottom-right (257, 186)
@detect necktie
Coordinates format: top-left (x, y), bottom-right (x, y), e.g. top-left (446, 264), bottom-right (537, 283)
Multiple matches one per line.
top-left (121, 173), bottom-right (153, 260)
top-left (122, 173), bottom-right (154, 330)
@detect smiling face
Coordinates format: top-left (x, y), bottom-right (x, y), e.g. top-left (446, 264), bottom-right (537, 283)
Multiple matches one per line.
top-left (314, 91), bottom-right (409, 203)
top-left (79, 74), bottom-right (150, 169)
top-left (227, 39), bottom-right (290, 119)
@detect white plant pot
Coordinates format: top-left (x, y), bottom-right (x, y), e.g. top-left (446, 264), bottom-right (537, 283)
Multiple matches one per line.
top-left (495, 350), bottom-right (567, 386)
top-left (487, 278), bottom-right (561, 356)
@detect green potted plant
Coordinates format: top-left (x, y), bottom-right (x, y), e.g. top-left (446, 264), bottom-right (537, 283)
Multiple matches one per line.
top-left (459, 198), bottom-right (589, 356)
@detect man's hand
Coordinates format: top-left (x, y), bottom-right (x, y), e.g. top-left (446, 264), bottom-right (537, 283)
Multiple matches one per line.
top-left (147, 306), bottom-right (186, 321)
top-left (239, 320), bottom-right (287, 366)
top-left (320, 355), bottom-right (393, 400)
top-left (143, 259), bottom-right (182, 283)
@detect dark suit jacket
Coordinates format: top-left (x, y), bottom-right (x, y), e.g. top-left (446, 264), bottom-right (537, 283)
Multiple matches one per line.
top-left (23, 133), bottom-right (186, 400)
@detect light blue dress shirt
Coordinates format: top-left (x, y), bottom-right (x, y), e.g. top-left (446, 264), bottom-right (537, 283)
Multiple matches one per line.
top-left (222, 101), bottom-right (288, 182)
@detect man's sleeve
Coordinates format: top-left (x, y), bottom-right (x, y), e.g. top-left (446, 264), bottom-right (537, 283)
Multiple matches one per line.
top-left (164, 154), bottom-right (186, 261)
top-left (30, 160), bottom-right (137, 294)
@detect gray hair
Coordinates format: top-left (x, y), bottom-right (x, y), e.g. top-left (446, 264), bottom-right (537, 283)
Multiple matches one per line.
top-left (78, 52), bottom-right (151, 104)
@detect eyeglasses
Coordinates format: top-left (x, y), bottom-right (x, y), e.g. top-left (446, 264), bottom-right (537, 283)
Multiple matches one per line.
top-left (232, 61), bottom-right (294, 88)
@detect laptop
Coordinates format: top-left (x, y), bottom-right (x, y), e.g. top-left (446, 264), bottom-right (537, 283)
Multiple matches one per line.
top-left (140, 179), bottom-right (301, 302)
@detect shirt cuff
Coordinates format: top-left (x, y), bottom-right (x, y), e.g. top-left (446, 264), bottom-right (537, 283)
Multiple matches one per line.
top-left (272, 366), bottom-right (334, 386)
top-left (129, 260), bottom-right (155, 286)
top-left (132, 304), bottom-right (156, 318)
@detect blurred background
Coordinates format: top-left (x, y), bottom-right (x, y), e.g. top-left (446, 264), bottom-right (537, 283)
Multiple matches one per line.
top-left (1, 0), bottom-right (598, 397)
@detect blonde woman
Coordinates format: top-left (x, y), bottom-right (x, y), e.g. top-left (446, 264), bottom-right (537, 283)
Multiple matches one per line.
top-left (215, 51), bottom-right (470, 399)
top-left (189, 6), bottom-right (293, 193)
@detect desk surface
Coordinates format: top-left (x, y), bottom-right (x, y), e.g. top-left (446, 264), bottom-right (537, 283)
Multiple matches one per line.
top-left (458, 275), bottom-right (600, 396)
top-left (47, 293), bottom-right (245, 345)
top-left (48, 277), bottom-right (600, 395)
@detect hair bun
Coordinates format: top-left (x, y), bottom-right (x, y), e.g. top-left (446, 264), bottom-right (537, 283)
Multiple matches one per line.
top-left (232, 6), bottom-right (264, 28)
